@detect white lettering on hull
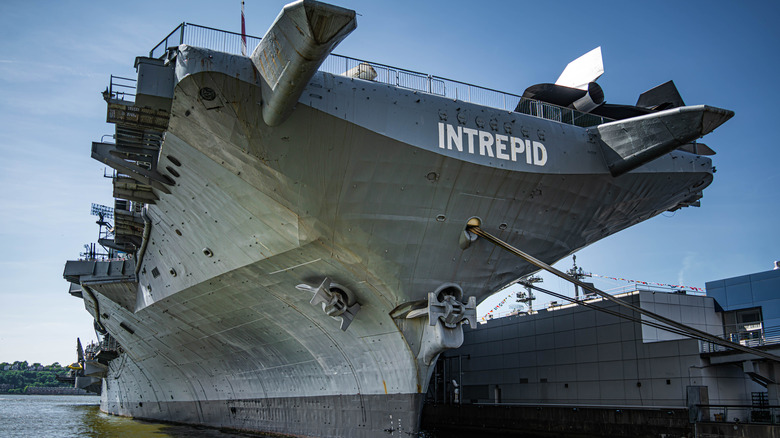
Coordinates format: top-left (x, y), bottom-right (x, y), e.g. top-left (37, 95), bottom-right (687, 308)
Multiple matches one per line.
top-left (438, 122), bottom-right (547, 166)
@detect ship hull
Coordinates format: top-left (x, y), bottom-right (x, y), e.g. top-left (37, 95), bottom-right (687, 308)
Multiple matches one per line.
top-left (73, 42), bottom-right (716, 437)
top-left (104, 379), bottom-right (421, 437)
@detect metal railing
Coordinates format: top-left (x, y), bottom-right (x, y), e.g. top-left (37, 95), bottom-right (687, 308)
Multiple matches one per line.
top-left (106, 75), bottom-right (136, 103)
top-left (84, 335), bottom-right (120, 361)
top-left (700, 326), bottom-right (780, 354)
top-left (143, 23), bottom-right (610, 127)
top-left (699, 405), bottom-right (780, 424)
top-left (593, 282), bottom-right (706, 297)
top-left (318, 55), bottom-right (447, 96)
top-left (149, 22), bottom-right (263, 59)
top-left (480, 284), bottom-right (709, 323)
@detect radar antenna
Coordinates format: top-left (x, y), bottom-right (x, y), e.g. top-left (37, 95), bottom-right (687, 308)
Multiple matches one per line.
top-left (79, 203), bottom-right (119, 260)
top-left (516, 275), bottom-right (541, 312)
top-left (90, 203), bottom-right (114, 218)
top-left (566, 255), bottom-right (591, 299)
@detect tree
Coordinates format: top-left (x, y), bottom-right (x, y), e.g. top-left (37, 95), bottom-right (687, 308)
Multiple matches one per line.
top-left (0, 362), bottom-right (73, 391)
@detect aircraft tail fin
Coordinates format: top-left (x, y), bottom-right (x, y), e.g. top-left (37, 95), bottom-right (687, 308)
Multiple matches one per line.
top-left (636, 80), bottom-right (685, 110)
top-left (555, 47), bottom-right (604, 90)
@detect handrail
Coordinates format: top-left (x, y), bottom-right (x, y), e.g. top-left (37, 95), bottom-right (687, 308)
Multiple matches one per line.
top-left (149, 22), bottom-right (185, 58)
top-left (481, 284), bottom-right (707, 322)
top-left (142, 23), bottom-right (610, 127)
top-left (149, 22), bottom-right (263, 60)
top-left (107, 75), bottom-right (136, 103)
top-left (698, 404), bottom-right (780, 424)
top-left (700, 326), bottom-right (780, 354)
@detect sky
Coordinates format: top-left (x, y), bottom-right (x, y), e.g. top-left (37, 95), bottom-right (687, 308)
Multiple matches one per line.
top-left (0, 1), bottom-right (778, 365)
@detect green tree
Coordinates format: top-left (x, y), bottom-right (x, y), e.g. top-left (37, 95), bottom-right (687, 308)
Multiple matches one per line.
top-left (4, 371), bottom-right (23, 387)
top-left (0, 362), bottom-right (73, 391)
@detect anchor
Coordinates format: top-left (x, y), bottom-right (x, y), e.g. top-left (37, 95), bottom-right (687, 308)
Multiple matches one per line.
top-left (296, 278), bottom-right (360, 331)
top-left (406, 283), bottom-right (477, 365)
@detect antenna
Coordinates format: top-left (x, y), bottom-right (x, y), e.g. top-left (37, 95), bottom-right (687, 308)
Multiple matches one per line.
top-left (85, 203), bottom-right (118, 260)
top-left (90, 203), bottom-right (114, 219)
top-left (517, 275), bottom-right (542, 312)
top-left (566, 255), bottom-right (591, 299)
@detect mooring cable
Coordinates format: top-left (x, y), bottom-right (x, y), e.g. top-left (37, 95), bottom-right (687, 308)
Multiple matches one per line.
top-left (520, 281), bottom-right (712, 342)
top-left (468, 224), bottom-right (780, 362)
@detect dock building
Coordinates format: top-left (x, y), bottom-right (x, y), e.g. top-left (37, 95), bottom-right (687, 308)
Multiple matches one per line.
top-left (424, 266), bottom-right (780, 437)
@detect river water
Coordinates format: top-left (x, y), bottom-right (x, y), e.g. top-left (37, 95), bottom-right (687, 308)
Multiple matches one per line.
top-left (0, 394), bottom-right (450, 437)
top-left (0, 394), bottom-right (266, 437)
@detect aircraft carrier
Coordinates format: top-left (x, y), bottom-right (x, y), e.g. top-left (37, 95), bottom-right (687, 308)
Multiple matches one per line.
top-left (62, 1), bottom-right (732, 436)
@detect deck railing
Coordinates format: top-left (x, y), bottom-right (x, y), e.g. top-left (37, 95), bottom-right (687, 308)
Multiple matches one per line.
top-left (149, 22), bottom-right (263, 60)
top-left (144, 23), bottom-right (610, 127)
top-left (699, 326), bottom-right (780, 354)
top-left (697, 404), bottom-right (780, 424)
top-left (106, 75), bottom-right (136, 103)
top-left (480, 284), bottom-right (707, 323)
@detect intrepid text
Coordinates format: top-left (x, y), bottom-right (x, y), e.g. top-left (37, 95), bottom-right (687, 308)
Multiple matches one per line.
top-left (437, 122), bottom-right (547, 166)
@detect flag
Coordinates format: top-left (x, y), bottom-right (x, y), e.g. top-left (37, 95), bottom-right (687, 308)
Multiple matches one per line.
top-left (241, 1), bottom-right (247, 56)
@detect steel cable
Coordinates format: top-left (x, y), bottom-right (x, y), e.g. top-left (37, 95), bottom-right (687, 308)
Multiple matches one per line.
top-left (468, 225), bottom-right (780, 362)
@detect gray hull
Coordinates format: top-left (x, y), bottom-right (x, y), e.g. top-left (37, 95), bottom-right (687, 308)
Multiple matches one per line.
top-left (65, 9), bottom-right (725, 436)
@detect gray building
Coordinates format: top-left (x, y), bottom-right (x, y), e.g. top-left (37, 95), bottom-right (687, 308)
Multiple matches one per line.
top-left (432, 267), bottom-right (780, 428)
top-left (706, 267), bottom-right (780, 346)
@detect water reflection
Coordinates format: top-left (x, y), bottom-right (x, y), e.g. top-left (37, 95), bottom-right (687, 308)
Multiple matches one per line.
top-left (2, 395), bottom-right (445, 437)
top-left (71, 403), bottom-right (273, 437)
top-left (0, 395), bottom-right (269, 437)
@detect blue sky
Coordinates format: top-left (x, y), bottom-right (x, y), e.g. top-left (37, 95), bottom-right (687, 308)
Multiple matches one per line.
top-left (0, 1), bottom-right (778, 364)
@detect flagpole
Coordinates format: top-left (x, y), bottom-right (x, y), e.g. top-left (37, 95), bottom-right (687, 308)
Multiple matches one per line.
top-left (241, 1), bottom-right (247, 56)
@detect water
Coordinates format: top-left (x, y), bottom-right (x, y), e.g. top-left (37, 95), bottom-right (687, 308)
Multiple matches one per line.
top-left (0, 395), bottom-right (470, 437)
top-left (0, 395), bottom-right (265, 437)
